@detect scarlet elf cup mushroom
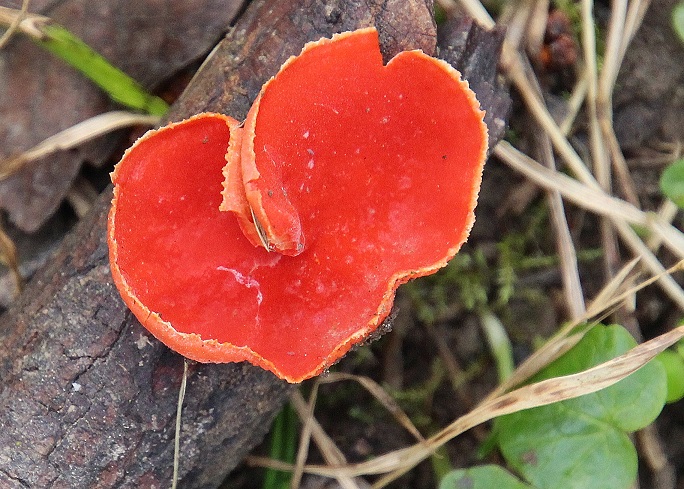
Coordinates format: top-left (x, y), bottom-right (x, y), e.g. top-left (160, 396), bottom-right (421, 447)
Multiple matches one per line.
top-left (108, 28), bottom-right (488, 383)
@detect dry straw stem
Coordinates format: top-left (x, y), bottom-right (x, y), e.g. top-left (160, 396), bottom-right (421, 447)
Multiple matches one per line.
top-left (0, 0), bottom-right (29, 49)
top-left (294, 323), bottom-right (684, 487)
top-left (171, 360), bottom-right (188, 489)
top-left (289, 387), bottom-right (363, 489)
top-left (581, 0), bottom-right (621, 284)
top-left (270, 374), bottom-right (425, 489)
top-left (262, 260), bottom-right (683, 487)
top-left (450, 0), bottom-right (684, 306)
top-left (0, 111), bottom-right (160, 181)
top-left (290, 385), bottom-right (319, 489)
top-left (496, 141), bottom-right (684, 309)
top-left (581, 0), bottom-right (609, 191)
top-left (518, 51), bottom-right (586, 318)
top-left (319, 373), bottom-right (425, 442)
top-left (0, 5), bottom-right (48, 40)
top-left (560, 73), bottom-right (589, 135)
top-left (647, 200), bottom-right (680, 251)
top-left (597, 0), bottom-right (639, 208)
top-left (638, 424), bottom-right (676, 485)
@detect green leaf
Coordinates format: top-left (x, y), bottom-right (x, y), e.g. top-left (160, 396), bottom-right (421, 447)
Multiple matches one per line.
top-left (673, 2), bottom-right (684, 44)
top-left (660, 158), bottom-right (684, 208)
top-left (263, 403), bottom-right (297, 489)
top-left (654, 349), bottom-right (684, 403)
top-left (439, 465), bottom-right (536, 489)
top-left (496, 324), bottom-right (667, 489)
top-left (36, 22), bottom-right (169, 116)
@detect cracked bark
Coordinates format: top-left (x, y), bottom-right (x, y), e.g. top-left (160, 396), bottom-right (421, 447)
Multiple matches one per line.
top-left (0, 0), bottom-right (508, 487)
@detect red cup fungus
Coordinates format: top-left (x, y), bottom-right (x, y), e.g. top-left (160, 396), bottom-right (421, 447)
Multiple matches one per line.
top-left (108, 27), bottom-right (488, 382)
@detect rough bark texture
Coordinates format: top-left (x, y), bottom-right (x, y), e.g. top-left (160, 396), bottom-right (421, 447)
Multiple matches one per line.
top-left (437, 17), bottom-right (510, 156)
top-left (0, 0), bottom-right (442, 487)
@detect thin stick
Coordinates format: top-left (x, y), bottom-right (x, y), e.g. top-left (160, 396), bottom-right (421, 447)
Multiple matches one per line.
top-left (496, 142), bottom-right (684, 308)
top-left (581, 0), bottom-right (608, 189)
top-left (597, 0), bottom-right (628, 109)
top-left (506, 52), bottom-right (601, 189)
top-left (597, 0), bottom-right (640, 207)
top-left (522, 54), bottom-right (586, 318)
top-left (647, 201), bottom-right (679, 251)
top-left (290, 388), bottom-right (361, 489)
top-left (295, 325), bottom-right (684, 484)
top-left (613, 219), bottom-right (684, 310)
top-left (171, 360), bottom-right (189, 489)
top-left (545, 176), bottom-right (586, 318)
top-left (495, 141), bottom-right (684, 259)
top-left (0, 0), bottom-right (29, 49)
top-left (290, 385), bottom-right (318, 489)
top-left (319, 373), bottom-right (424, 442)
top-left (0, 111), bottom-right (160, 181)
top-left (560, 73), bottom-right (589, 136)
top-left (620, 0), bottom-right (652, 62)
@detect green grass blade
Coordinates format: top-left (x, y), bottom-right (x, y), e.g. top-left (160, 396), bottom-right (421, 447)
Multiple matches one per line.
top-left (263, 403), bottom-right (297, 489)
top-left (32, 21), bottom-right (169, 115)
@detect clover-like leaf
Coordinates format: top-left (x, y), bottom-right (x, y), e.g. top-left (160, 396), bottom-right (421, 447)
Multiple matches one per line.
top-left (439, 465), bottom-right (536, 489)
top-left (660, 158), bottom-right (684, 208)
top-left (655, 349), bottom-right (684, 403)
top-left (496, 324), bottom-right (667, 489)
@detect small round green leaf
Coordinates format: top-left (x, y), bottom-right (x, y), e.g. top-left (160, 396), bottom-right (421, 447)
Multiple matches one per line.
top-left (660, 158), bottom-right (684, 208)
top-left (673, 3), bottom-right (684, 44)
top-left (439, 465), bottom-right (535, 489)
top-left (497, 324), bottom-right (667, 489)
top-left (655, 349), bottom-right (684, 403)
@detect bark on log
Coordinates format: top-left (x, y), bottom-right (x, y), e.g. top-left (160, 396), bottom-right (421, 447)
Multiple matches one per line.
top-left (0, 0), bottom-right (444, 487)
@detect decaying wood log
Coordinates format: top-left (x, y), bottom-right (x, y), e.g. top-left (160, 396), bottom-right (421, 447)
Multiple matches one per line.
top-left (0, 0), bottom-right (440, 487)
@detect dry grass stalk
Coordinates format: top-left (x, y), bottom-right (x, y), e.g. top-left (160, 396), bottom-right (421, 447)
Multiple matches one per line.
top-left (637, 424), bottom-right (676, 489)
top-left (647, 200), bottom-right (680, 251)
top-left (560, 73), bottom-right (589, 135)
top-left (295, 324), bottom-right (684, 486)
top-left (171, 360), bottom-right (188, 489)
top-left (0, 0), bottom-right (29, 50)
top-left (0, 5), bottom-right (49, 41)
top-left (0, 111), bottom-right (160, 181)
top-left (290, 385), bottom-right (318, 489)
top-left (320, 373), bottom-right (424, 442)
top-left (582, 0), bottom-right (622, 283)
top-left (495, 141), bottom-right (684, 308)
top-left (528, 75), bottom-right (587, 317)
top-left (290, 387), bottom-right (363, 489)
